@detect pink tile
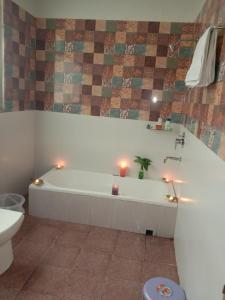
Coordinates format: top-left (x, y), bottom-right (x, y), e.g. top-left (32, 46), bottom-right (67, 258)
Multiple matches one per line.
top-left (145, 237), bottom-right (176, 265)
top-left (16, 290), bottom-right (60, 300)
top-left (63, 273), bottom-right (102, 299)
top-left (25, 224), bottom-right (61, 246)
top-left (106, 256), bottom-right (142, 282)
top-left (24, 266), bottom-right (70, 298)
top-left (0, 288), bottom-right (19, 300)
top-left (63, 222), bottom-right (92, 233)
top-left (114, 231), bottom-right (145, 261)
top-left (14, 240), bottom-right (50, 265)
top-left (56, 229), bottom-right (88, 248)
top-left (41, 244), bottom-right (80, 269)
top-left (100, 278), bottom-right (142, 300)
top-left (141, 262), bottom-right (179, 284)
top-left (0, 262), bottom-right (35, 290)
top-left (85, 227), bottom-right (118, 252)
top-left (73, 248), bottom-right (110, 278)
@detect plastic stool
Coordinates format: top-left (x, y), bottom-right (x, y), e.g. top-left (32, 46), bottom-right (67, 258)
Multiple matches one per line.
top-left (143, 277), bottom-right (186, 300)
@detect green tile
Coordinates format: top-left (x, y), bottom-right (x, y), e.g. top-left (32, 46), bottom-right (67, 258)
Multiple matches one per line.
top-left (46, 19), bottom-right (56, 29)
top-left (134, 44), bottom-right (146, 55)
top-left (72, 73), bottom-right (82, 84)
top-left (162, 90), bottom-right (173, 102)
top-left (167, 58), bottom-right (178, 69)
top-left (179, 47), bottom-right (194, 58)
top-left (74, 41), bottom-right (84, 52)
top-left (171, 23), bottom-right (182, 34)
top-left (131, 78), bottom-right (142, 88)
top-left (106, 21), bottom-right (117, 32)
top-left (115, 44), bottom-right (126, 54)
top-left (4, 24), bottom-right (12, 37)
top-left (71, 104), bottom-right (81, 114)
top-left (55, 41), bottom-right (65, 52)
top-left (45, 82), bottom-right (54, 92)
top-left (175, 80), bottom-right (186, 91)
top-left (171, 112), bottom-right (184, 124)
top-left (110, 108), bottom-right (120, 118)
top-left (54, 103), bottom-right (63, 112)
top-left (102, 87), bottom-right (112, 97)
top-left (104, 54), bottom-right (114, 65)
top-left (46, 52), bottom-right (55, 61)
top-left (54, 72), bottom-right (64, 83)
top-left (128, 109), bottom-right (139, 120)
top-left (5, 64), bottom-right (13, 77)
top-left (30, 71), bottom-right (36, 81)
top-left (112, 77), bottom-right (123, 88)
top-left (4, 101), bottom-right (13, 112)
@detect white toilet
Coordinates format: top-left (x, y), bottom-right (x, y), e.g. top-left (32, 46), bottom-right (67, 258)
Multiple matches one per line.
top-left (0, 208), bottom-right (24, 275)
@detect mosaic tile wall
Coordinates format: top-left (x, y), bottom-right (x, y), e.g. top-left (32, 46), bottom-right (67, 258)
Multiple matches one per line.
top-left (3, 0), bottom-right (36, 111)
top-left (35, 19), bottom-right (195, 121)
top-left (182, 0), bottom-right (225, 160)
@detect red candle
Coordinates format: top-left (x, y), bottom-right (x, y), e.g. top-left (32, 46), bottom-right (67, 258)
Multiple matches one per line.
top-left (119, 161), bottom-right (127, 177)
top-left (112, 184), bottom-right (119, 195)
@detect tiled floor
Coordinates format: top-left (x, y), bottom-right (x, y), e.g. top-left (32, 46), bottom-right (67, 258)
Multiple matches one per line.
top-left (0, 215), bottom-right (179, 300)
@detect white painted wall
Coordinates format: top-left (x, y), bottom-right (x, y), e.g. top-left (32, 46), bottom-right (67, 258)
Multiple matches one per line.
top-left (34, 111), bottom-right (180, 179)
top-left (12, 0), bottom-right (37, 15)
top-left (174, 127), bottom-right (225, 300)
top-left (20, 0), bottom-right (205, 22)
top-left (0, 111), bottom-right (35, 195)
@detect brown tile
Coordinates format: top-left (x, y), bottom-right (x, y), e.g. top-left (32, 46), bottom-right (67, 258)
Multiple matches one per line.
top-left (83, 53), bottom-right (93, 64)
top-left (145, 237), bottom-right (176, 265)
top-left (157, 45), bottom-right (168, 56)
top-left (85, 20), bottom-right (96, 31)
top-left (0, 262), bottom-right (35, 290)
top-left (94, 32), bottom-right (105, 42)
top-left (114, 231), bottom-right (145, 261)
top-left (41, 244), bottom-right (80, 269)
top-left (82, 85), bottom-right (92, 95)
top-left (73, 248), bottom-right (110, 278)
top-left (63, 273), bottom-right (102, 299)
top-left (100, 278), bottom-right (142, 300)
top-left (24, 266), bottom-right (70, 298)
top-left (0, 288), bottom-right (19, 300)
top-left (141, 262), bottom-right (179, 284)
top-left (107, 256), bottom-right (142, 282)
top-left (56, 229), bottom-right (88, 248)
top-left (14, 240), bottom-right (50, 265)
top-left (25, 224), bottom-right (61, 246)
top-left (145, 56), bottom-right (156, 67)
top-left (93, 75), bottom-right (102, 85)
top-left (16, 290), bottom-right (59, 300)
top-left (148, 22), bottom-right (160, 33)
top-left (85, 227), bottom-right (118, 252)
top-left (62, 222), bottom-right (92, 233)
top-left (94, 42), bottom-right (104, 53)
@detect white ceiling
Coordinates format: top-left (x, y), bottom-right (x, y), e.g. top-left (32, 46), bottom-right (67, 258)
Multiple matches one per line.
top-left (14, 0), bottom-right (206, 22)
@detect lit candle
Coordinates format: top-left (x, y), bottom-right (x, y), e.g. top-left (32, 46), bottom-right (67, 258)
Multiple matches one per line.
top-left (56, 163), bottom-right (64, 170)
top-left (119, 161), bottom-right (127, 177)
top-left (112, 184), bottom-right (119, 196)
top-left (32, 178), bottom-right (44, 186)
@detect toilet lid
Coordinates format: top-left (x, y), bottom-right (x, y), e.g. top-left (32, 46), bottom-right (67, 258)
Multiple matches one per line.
top-left (0, 208), bottom-right (24, 235)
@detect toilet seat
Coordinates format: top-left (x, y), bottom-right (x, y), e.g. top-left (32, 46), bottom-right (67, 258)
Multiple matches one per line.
top-left (0, 208), bottom-right (23, 237)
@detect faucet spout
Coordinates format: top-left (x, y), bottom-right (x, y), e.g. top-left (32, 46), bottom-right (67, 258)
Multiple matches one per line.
top-left (164, 156), bottom-right (182, 164)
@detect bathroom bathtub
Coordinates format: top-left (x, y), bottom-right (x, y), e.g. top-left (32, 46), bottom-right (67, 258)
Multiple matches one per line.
top-left (29, 169), bottom-right (177, 237)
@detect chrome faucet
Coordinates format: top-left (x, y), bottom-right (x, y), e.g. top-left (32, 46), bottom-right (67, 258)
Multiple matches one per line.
top-left (175, 132), bottom-right (185, 149)
top-left (164, 156), bottom-right (182, 164)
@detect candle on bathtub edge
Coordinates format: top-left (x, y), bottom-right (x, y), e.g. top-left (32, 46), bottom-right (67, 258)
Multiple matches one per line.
top-left (112, 184), bottom-right (119, 196)
top-left (119, 161), bottom-right (127, 177)
top-left (56, 163), bottom-right (64, 170)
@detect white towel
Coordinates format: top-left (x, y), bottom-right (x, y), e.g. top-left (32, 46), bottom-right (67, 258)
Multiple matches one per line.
top-left (185, 26), bottom-right (218, 88)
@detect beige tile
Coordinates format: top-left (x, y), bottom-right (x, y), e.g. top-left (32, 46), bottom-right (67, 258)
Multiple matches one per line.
top-left (106, 256), bottom-right (142, 282)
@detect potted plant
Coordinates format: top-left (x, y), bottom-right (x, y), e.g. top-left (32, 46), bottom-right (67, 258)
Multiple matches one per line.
top-left (134, 156), bottom-right (152, 179)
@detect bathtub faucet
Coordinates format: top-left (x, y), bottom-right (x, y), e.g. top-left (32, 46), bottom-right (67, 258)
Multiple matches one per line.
top-left (164, 156), bottom-right (182, 164)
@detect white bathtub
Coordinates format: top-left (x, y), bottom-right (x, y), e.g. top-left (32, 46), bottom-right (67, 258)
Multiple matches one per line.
top-left (29, 169), bottom-right (177, 237)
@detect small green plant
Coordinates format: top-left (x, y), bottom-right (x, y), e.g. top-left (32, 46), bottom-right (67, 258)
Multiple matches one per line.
top-left (134, 156), bottom-right (152, 179)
